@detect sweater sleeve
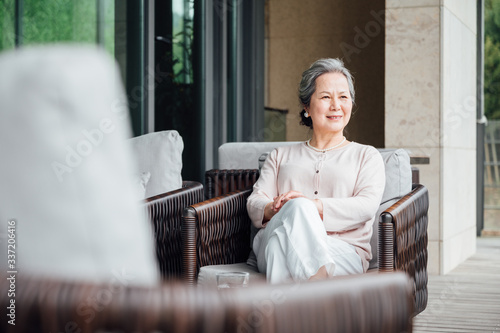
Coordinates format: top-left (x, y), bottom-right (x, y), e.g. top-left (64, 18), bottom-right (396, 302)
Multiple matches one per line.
top-left (246, 149), bottom-right (279, 229)
top-left (321, 148), bottom-right (386, 232)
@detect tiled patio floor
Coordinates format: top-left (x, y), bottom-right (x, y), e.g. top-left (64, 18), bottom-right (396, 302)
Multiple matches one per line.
top-left (413, 237), bottom-right (500, 332)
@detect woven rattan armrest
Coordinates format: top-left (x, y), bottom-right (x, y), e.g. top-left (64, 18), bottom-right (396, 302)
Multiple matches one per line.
top-left (143, 181), bottom-right (204, 280)
top-left (182, 189), bottom-right (252, 285)
top-left (379, 183), bottom-right (429, 315)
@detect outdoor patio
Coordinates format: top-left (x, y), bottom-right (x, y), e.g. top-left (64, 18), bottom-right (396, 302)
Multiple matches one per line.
top-left (413, 237), bottom-right (500, 332)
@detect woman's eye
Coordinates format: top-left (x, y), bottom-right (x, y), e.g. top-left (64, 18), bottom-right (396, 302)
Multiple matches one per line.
top-left (322, 96), bottom-right (330, 99)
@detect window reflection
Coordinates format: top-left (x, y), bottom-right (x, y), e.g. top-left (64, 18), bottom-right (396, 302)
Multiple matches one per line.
top-left (172, 0), bottom-right (193, 84)
top-left (0, 0), bottom-right (115, 55)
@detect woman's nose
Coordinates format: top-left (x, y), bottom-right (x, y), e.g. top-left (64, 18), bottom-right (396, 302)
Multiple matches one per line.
top-left (330, 98), bottom-right (340, 109)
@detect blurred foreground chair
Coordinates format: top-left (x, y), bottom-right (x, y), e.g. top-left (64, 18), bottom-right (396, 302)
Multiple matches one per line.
top-left (0, 45), bottom-right (159, 285)
top-left (0, 45), bottom-right (202, 284)
top-left (183, 142), bottom-right (429, 315)
top-left (1, 272), bottom-right (414, 333)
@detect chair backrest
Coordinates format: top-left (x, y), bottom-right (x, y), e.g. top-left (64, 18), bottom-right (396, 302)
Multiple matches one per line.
top-left (0, 45), bottom-right (159, 285)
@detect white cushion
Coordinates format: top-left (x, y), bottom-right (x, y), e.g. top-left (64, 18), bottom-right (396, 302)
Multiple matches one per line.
top-left (0, 45), bottom-right (159, 285)
top-left (378, 149), bottom-right (412, 204)
top-left (128, 130), bottom-right (183, 198)
top-left (218, 141), bottom-right (298, 169)
top-left (133, 171), bottom-right (151, 200)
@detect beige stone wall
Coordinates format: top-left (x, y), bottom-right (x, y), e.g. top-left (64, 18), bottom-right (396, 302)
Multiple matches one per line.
top-left (267, 0), bottom-right (478, 275)
top-left (385, 0), bottom-right (477, 274)
top-left (265, 0), bottom-right (385, 147)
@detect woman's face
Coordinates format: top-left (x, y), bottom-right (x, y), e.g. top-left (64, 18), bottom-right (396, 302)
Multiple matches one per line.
top-left (305, 72), bottom-right (352, 137)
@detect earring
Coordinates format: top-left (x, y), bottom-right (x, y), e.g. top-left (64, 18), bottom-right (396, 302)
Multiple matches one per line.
top-left (304, 111), bottom-right (309, 117)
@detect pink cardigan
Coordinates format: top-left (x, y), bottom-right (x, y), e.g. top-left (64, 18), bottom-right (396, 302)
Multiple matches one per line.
top-left (246, 142), bottom-right (386, 272)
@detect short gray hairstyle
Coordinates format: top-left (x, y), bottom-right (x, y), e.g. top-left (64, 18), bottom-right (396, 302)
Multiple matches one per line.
top-left (298, 58), bottom-right (355, 128)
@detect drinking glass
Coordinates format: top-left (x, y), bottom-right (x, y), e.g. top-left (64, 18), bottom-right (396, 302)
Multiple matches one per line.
top-left (216, 272), bottom-right (250, 290)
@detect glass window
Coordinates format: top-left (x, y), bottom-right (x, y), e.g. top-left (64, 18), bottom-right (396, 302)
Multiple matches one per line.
top-left (172, 0), bottom-right (193, 84)
top-left (0, 0), bottom-right (16, 50)
top-left (154, 0), bottom-right (199, 180)
top-left (0, 0), bottom-right (114, 54)
top-left (23, 1), bottom-right (97, 45)
top-left (0, 1), bottom-right (149, 136)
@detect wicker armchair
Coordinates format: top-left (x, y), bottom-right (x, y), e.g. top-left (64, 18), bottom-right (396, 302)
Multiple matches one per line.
top-left (183, 168), bottom-right (429, 315)
top-left (144, 180), bottom-right (204, 280)
top-left (1, 272), bottom-right (414, 333)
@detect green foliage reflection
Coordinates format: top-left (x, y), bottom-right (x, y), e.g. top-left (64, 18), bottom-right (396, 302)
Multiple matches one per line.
top-left (486, 0), bottom-right (500, 120)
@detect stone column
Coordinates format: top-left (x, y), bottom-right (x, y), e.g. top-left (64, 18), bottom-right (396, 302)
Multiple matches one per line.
top-left (385, 0), bottom-right (477, 274)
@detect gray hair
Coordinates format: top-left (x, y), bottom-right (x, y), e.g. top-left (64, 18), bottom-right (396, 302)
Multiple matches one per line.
top-left (298, 58), bottom-right (355, 128)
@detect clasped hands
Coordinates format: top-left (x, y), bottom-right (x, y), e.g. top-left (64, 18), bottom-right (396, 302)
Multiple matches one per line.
top-left (263, 190), bottom-right (323, 222)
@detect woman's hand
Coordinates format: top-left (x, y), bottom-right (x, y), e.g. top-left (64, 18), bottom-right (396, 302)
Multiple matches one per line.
top-left (273, 190), bottom-right (306, 210)
top-left (263, 191), bottom-right (305, 222)
top-left (263, 190), bottom-right (324, 222)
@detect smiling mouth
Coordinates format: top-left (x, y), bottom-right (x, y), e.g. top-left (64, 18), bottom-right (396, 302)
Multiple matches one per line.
top-left (327, 115), bottom-right (342, 120)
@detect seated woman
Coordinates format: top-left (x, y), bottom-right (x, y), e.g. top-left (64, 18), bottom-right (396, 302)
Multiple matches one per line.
top-left (247, 58), bottom-right (386, 283)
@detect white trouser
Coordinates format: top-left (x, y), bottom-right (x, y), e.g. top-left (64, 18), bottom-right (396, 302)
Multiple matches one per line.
top-left (253, 198), bottom-right (363, 284)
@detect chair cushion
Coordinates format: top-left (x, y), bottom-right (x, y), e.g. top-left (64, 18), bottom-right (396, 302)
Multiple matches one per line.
top-left (218, 141), bottom-right (297, 169)
top-left (0, 45), bottom-right (159, 285)
top-left (198, 262), bottom-right (266, 288)
top-left (378, 149), bottom-right (412, 204)
top-left (133, 171), bottom-right (151, 200)
top-left (128, 130), bottom-right (183, 199)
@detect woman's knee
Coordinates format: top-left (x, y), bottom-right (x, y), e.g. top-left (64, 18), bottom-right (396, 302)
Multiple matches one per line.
top-left (282, 197), bottom-right (316, 213)
top-left (266, 197), bottom-right (322, 234)
top-left (279, 198), bottom-right (323, 229)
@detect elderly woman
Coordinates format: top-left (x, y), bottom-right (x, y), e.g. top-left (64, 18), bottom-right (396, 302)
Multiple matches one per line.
top-left (247, 58), bottom-right (386, 283)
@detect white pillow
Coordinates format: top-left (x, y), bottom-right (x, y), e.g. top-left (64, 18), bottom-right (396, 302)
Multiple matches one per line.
top-left (128, 131), bottom-right (183, 198)
top-left (218, 141), bottom-right (298, 169)
top-left (378, 149), bottom-right (412, 204)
